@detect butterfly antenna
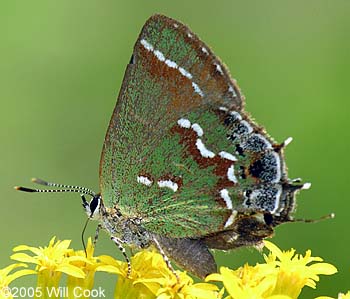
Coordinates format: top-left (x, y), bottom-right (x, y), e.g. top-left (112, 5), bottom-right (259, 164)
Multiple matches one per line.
top-left (32, 178), bottom-right (96, 196)
top-left (292, 212), bottom-right (335, 223)
top-left (15, 178), bottom-right (96, 197)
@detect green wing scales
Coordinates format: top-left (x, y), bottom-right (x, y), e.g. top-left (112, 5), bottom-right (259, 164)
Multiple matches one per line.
top-left (99, 15), bottom-right (245, 238)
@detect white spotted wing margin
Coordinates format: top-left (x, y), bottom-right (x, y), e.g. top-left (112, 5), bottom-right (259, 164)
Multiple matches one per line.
top-left (154, 235), bottom-right (217, 279)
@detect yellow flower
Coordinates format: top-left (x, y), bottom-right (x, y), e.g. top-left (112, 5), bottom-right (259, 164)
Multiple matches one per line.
top-left (207, 264), bottom-right (277, 299)
top-left (0, 263), bottom-right (36, 299)
top-left (10, 236), bottom-right (87, 299)
top-left (264, 241), bottom-right (337, 298)
top-left (66, 237), bottom-right (103, 299)
top-left (1, 237), bottom-right (345, 299)
top-left (207, 241), bottom-right (338, 299)
top-left (97, 250), bottom-right (220, 299)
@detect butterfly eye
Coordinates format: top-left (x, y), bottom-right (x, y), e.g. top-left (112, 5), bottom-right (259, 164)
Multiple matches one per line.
top-left (89, 196), bottom-right (101, 218)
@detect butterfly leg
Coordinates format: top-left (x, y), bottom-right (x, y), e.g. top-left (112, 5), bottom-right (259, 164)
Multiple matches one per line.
top-left (93, 224), bottom-right (102, 247)
top-left (111, 236), bottom-right (131, 277)
top-left (152, 236), bottom-right (180, 283)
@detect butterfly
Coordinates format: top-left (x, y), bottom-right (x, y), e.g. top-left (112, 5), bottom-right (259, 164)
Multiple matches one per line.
top-left (16, 14), bottom-right (311, 279)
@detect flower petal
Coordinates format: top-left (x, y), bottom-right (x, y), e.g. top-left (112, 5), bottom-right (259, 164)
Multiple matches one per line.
top-left (10, 253), bottom-right (39, 265)
top-left (205, 273), bottom-right (223, 282)
top-left (264, 240), bottom-right (284, 258)
top-left (6, 269), bottom-right (37, 284)
top-left (12, 245), bottom-right (42, 256)
top-left (56, 264), bottom-right (85, 278)
top-left (96, 265), bottom-right (123, 275)
top-left (309, 263), bottom-right (338, 275)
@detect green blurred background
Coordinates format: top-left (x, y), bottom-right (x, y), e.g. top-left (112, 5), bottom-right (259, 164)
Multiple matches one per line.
top-left (1, 0), bottom-right (349, 296)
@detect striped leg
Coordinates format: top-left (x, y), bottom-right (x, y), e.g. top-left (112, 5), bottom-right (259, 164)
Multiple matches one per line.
top-left (93, 224), bottom-right (102, 247)
top-left (153, 236), bottom-right (180, 282)
top-left (111, 237), bottom-right (131, 277)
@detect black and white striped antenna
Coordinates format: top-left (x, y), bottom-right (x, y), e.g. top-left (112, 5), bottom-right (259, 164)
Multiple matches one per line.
top-left (15, 178), bottom-right (96, 197)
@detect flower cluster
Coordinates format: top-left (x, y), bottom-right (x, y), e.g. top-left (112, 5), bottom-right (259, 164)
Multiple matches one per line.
top-left (207, 241), bottom-right (339, 299)
top-left (0, 237), bottom-right (347, 299)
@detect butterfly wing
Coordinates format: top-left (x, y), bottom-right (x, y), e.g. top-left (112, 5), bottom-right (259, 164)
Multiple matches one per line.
top-left (100, 14), bottom-right (245, 238)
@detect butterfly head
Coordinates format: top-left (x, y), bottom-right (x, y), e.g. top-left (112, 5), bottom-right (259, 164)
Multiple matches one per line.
top-left (15, 177), bottom-right (104, 220)
top-left (82, 193), bottom-right (103, 220)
